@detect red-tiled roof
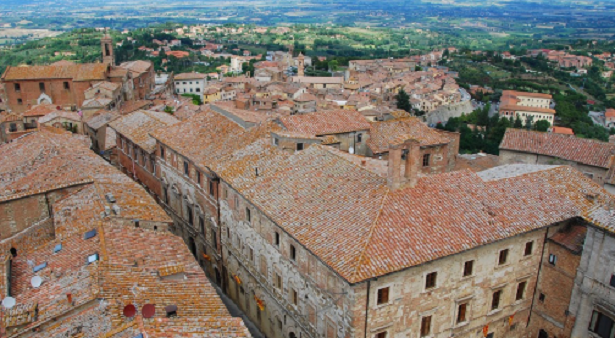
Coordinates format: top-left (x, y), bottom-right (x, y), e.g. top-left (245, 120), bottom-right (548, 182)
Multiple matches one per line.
top-left (551, 126), bottom-right (574, 135)
top-left (109, 110), bottom-right (179, 153)
top-left (500, 129), bottom-right (615, 169)
top-left (279, 109), bottom-right (371, 136)
top-left (367, 117), bottom-right (454, 154)
top-left (2, 63), bottom-right (108, 81)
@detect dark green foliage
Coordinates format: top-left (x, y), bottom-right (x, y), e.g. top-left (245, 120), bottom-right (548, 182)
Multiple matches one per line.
top-left (534, 120), bottom-right (550, 132)
top-left (396, 89), bottom-right (411, 113)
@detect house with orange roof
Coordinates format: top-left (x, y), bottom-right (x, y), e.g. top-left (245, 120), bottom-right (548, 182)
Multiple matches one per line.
top-left (498, 90), bottom-right (555, 126)
top-left (606, 108), bottom-right (615, 128)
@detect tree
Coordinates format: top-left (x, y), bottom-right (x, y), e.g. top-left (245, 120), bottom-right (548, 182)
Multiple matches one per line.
top-left (513, 115), bottom-right (523, 128)
top-left (534, 120), bottom-right (550, 132)
top-left (396, 89), bottom-right (411, 113)
top-left (525, 115), bottom-right (535, 130)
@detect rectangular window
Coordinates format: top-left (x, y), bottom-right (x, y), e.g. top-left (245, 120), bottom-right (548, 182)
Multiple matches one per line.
top-left (420, 316), bottom-right (431, 337)
top-left (183, 161), bottom-right (189, 176)
top-left (377, 287), bottom-right (389, 305)
top-left (425, 272), bottom-right (437, 289)
top-left (249, 247), bottom-right (254, 262)
top-left (291, 288), bottom-right (298, 305)
top-left (63, 81), bottom-right (70, 90)
top-left (246, 208), bottom-right (251, 223)
top-left (14, 83), bottom-right (20, 92)
top-left (275, 232), bottom-right (280, 247)
top-left (516, 281), bottom-right (526, 301)
top-left (39, 82), bottom-right (45, 92)
top-left (197, 171), bottom-right (201, 184)
top-left (539, 293), bottom-right (545, 303)
top-left (498, 249), bottom-right (509, 265)
top-left (491, 290), bottom-right (502, 310)
top-left (17, 98), bottom-right (22, 105)
top-left (199, 216), bottom-right (205, 234)
top-left (160, 146), bottom-right (165, 159)
top-left (297, 143), bottom-right (304, 151)
top-left (275, 273), bottom-right (283, 289)
top-left (549, 254), bottom-right (557, 265)
top-left (422, 153), bottom-right (430, 167)
top-left (290, 244), bottom-right (296, 261)
top-left (524, 241), bottom-right (533, 256)
top-left (187, 205), bottom-right (193, 225)
top-left (209, 181), bottom-right (215, 196)
top-left (457, 303), bottom-right (467, 323)
top-left (463, 260), bottom-right (473, 277)
top-left (590, 310), bottom-right (615, 338)
top-left (610, 275), bottom-right (615, 288)
top-left (375, 332), bottom-right (387, 338)
top-left (211, 229), bottom-right (218, 250)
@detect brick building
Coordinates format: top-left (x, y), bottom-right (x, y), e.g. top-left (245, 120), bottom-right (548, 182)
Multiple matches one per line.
top-left (109, 110), bottom-right (179, 198)
top-left (1, 63), bottom-right (109, 113)
top-left (366, 117), bottom-right (460, 174)
top-left (0, 129), bottom-right (251, 337)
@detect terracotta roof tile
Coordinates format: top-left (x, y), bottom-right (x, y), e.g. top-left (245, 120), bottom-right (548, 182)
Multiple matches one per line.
top-left (367, 117), bottom-right (454, 154)
top-left (109, 110), bottom-right (179, 153)
top-left (279, 109), bottom-right (371, 136)
top-left (500, 129), bottom-right (615, 168)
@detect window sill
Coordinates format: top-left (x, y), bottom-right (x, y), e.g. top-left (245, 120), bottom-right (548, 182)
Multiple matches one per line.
top-left (487, 309), bottom-right (502, 316)
top-left (455, 321), bottom-right (469, 328)
top-left (421, 287), bottom-right (438, 294)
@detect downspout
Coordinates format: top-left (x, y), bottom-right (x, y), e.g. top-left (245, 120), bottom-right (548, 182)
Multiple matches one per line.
top-left (526, 229), bottom-right (549, 328)
top-left (364, 280), bottom-right (371, 338)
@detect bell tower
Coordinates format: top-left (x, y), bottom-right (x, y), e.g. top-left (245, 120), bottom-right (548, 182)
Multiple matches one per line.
top-left (297, 52), bottom-right (305, 77)
top-left (101, 34), bottom-right (115, 66)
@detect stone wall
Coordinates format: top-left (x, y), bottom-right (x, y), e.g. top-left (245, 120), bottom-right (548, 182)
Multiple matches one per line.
top-left (499, 150), bottom-right (609, 186)
top-left (569, 226), bottom-right (615, 337)
top-left (219, 181), bottom-right (353, 338)
top-left (424, 100), bottom-right (474, 126)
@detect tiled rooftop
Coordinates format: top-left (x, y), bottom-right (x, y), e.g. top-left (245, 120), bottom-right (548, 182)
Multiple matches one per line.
top-left (0, 129), bottom-right (250, 337)
top-left (109, 110), bottom-right (179, 153)
top-left (500, 129), bottom-right (615, 169)
top-left (367, 117), bottom-right (454, 154)
top-left (279, 109), bottom-right (371, 136)
top-left (2, 63), bottom-right (108, 82)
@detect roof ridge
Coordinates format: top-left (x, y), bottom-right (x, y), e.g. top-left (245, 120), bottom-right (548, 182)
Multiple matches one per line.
top-left (349, 186), bottom-right (390, 283)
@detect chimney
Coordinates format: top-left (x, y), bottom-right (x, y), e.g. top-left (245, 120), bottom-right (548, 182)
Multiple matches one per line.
top-left (387, 139), bottom-right (421, 189)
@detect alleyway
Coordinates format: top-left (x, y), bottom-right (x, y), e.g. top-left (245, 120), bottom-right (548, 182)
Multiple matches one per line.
top-left (210, 279), bottom-right (266, 338)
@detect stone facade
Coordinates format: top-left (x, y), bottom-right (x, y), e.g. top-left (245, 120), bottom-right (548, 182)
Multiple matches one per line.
top-left (499, 149), bottom-right (610, 186)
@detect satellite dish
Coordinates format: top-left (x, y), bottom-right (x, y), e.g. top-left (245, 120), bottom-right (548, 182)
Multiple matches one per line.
top-left (31, 276), bottom-right (42, 288)
top-left (2, 297), bottom-right (16, 309)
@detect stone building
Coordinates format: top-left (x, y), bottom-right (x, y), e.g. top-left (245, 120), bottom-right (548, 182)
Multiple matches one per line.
top-left (109, 110), bottom-right (179, 198)
top-left (0, 129), bottom-right (251, 337)
top-left (499, 129), bottom-right (615, 192)
top-left (148, 106), bottom-right (615, 338)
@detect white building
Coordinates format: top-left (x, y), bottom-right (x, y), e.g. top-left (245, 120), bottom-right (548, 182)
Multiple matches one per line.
top-left (174, 73), bottom-right (207, 100)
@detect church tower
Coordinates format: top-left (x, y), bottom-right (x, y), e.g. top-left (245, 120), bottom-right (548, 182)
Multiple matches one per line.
top-left (101, 34), bottom-right (115, 66)
top-left (297, 52), bottom-right (305, 77)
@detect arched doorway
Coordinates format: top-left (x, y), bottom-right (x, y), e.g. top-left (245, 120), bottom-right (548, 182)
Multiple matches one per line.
top-left (289, 332), bottom-right (297, 338)
top-left (538, 329), bottom-right (548, 338)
